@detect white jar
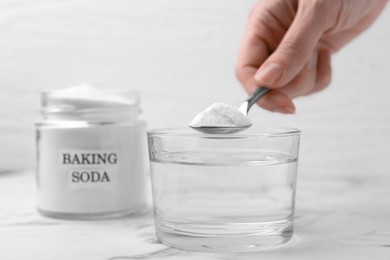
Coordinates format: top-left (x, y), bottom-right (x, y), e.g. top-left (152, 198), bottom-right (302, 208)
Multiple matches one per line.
top-left (35, 86), bottom-right (147, 219)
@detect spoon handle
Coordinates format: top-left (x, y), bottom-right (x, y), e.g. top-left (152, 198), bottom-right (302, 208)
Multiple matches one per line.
top-left (246, 87), bottom-right (270, 111)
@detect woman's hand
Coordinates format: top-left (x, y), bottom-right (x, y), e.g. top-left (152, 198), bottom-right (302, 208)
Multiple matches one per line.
top-left (236, 0), bottom-right (387, 113)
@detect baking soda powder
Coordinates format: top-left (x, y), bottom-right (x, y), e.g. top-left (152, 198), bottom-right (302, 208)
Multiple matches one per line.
top-left (35, 85), bottom-right (147, 219)
top-left (189, 103), bottom-right (252, 128)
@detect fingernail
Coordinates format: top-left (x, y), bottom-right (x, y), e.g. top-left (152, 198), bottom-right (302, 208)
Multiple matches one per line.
top-left (271, 106), bottom-right (295, 114)
top-left (254, 63), bottom-right (283, 85)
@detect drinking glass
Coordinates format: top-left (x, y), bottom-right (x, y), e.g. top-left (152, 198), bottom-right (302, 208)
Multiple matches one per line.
top-left (147, 127), bottom-right (300, 252)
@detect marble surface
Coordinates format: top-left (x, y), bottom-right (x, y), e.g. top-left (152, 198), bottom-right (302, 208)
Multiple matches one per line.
top-left (1, 169), bottom-right (390, 260)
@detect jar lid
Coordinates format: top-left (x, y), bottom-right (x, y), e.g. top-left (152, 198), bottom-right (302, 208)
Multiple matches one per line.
top-left (40, 84), bottom-right (141, 121)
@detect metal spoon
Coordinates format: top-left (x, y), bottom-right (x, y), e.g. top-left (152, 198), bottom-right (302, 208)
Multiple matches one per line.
top-left (190, 87), bottom-right (270, 134)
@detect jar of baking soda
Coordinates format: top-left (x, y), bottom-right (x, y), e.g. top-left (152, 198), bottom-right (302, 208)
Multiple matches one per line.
top-left (35, 84), bottom-right (147, 219)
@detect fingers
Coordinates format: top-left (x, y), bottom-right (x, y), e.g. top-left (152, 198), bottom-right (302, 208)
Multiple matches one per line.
top-left (246, 50), bottom-right (332, 114)
top-left (236, 23), bottom-right (270, 93)
top-left (256, 52), bottom-right (316, 113)
top-left (257, 90), bottom-right (296, 114)
top-left (254, 1), bottom-right (329, 88)
top-left (257, 50), bottom-right (332, 114)
top-left (236, 1), bottom-right (280, 93)
top-left (236, 1), bottom-right (333, 114)
top-left (312, 49), bottom-right (332, 94)
top-left (237, 63), bottom-right (298, 114)
top-left (276, 52), bottom-right (318, 98)
top-left (236, 0), bottom-right (297, 113)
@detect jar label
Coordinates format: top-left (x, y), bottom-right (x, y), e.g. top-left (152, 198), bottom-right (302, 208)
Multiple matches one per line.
top-left (60, 149), bottom-right (119, 189)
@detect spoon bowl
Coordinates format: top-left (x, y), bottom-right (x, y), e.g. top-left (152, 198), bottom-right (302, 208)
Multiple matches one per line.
top-left (190, 125), bottom-right (251, 134)
top-left (191, 87), bottom-right (269, 134)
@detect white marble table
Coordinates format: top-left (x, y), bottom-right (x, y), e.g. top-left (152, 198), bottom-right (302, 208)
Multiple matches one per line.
top-left (1, 168), bottom-right (389, 260)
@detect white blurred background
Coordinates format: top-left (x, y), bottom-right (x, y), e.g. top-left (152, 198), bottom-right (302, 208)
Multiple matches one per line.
top-left (1, 0), bottom-right (389, 178)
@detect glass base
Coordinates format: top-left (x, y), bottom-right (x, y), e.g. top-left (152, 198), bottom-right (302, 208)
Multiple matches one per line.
top-left (155, 219), bottom-right (293, 252)
top-left (37, 204), bottom-right (146, 220)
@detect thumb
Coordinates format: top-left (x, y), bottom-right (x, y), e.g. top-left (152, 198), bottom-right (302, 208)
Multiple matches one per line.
top-left (254, 3), bottom-right (328, 88)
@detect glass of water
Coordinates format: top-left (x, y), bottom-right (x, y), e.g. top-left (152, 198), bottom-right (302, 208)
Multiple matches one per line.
top-left (147, 127), bottom-right (300, 252)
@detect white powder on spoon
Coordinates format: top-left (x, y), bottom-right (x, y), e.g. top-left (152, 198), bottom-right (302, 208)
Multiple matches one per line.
top-left (189, 103), bottom-right (252, 128)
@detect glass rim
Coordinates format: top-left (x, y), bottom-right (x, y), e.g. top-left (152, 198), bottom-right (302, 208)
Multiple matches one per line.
top-left (147, 127), bottom-right (300, 138)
